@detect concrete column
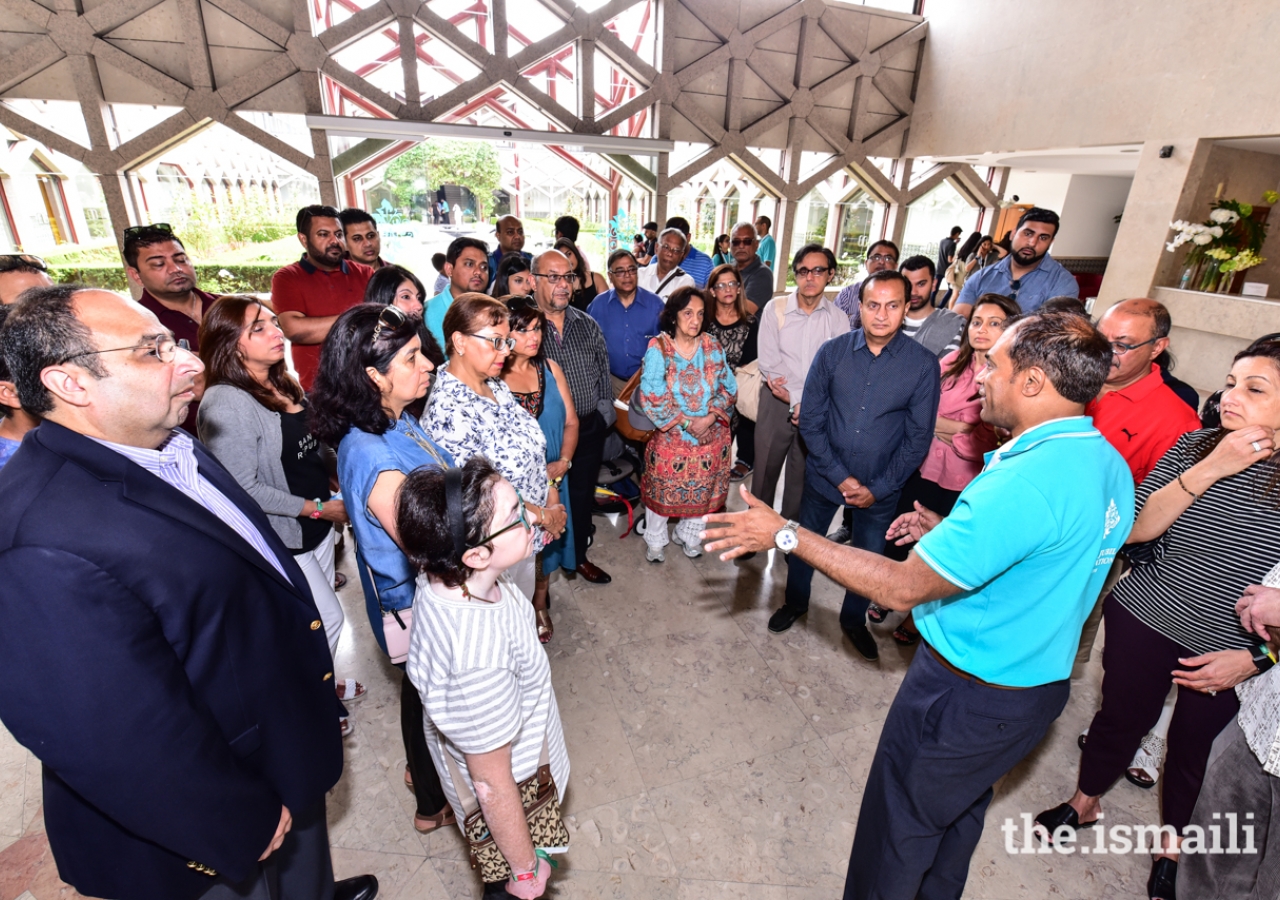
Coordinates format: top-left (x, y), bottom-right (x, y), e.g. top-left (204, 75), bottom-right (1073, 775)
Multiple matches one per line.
top-left (773, 197), bottom-right (795, 292)
top-left (1095, 139), bottom-right (1210, 314)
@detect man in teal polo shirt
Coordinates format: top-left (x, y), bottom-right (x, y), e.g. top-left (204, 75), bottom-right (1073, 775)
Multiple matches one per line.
top-left (702, 310), bottom-right (1134, 900)
top-left (424, 236), bottom-right (489, 348)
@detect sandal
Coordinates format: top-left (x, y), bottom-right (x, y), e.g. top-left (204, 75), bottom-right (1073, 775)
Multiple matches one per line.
top-left (335, 678), bottom-right (366, 702)
top-left (866, 603), bottom-right (889, 625)
top-left (892, 625), bottom-right (920, 646)
top-left (1126, 733), bottom-right (1166, 789)
top-left (1078, 728), bottom-right (1088, 750)
top-left (404, 765), bottom-right (413, 789)
top-left (729, 461), bottom-right (752, 482)
top-left (1148, 856), bottom-right (1177, 900)
top-left (334, 572), bottom-right (347, 590)
top-left (1032, 802), bottom-right (1098, 846)
top-left (339, 716), bottom-right (354, 738)
top-left (536, 609), bottom-right (554, 644)
top-left (414, 804), bottom-right (457, 834)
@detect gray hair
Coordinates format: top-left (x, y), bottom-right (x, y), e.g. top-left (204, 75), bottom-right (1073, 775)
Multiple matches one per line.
top-left (658, 227), bottom-right (688, 250)
top-left (1, 284), bottom-right (106, 416)
top-left (731, 221), bottom-right (757, 239)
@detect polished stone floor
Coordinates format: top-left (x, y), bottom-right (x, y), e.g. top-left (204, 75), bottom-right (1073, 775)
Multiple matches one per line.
top-left (0, 492), bottom-right (1161, 899)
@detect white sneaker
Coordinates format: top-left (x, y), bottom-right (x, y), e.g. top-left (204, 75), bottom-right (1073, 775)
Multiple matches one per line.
top-left (646, 543), bottom-right (665, 563)
top-left (671, 531), bottom-right (702, 558)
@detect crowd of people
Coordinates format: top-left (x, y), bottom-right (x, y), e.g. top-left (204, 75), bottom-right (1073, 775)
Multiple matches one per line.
top-left (0, 200), bottom-right (1278, 900)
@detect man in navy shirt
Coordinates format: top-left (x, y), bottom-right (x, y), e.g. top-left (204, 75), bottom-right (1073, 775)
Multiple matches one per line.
top-left (588, 249), bottom-right (665, 395)
top-left (955, 207), bottom-right (1079, 317)
top-left (768, 270), bottom-right (941, 661)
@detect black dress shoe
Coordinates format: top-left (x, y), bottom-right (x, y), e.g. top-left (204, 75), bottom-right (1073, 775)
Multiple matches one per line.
top-left (826, 526), bottom-right (851, 544)
top-left (1148, 856), bottom-right (1177, 900)
top-left (335, 874), bottom-right (379, 900)
top-left (843, 622), bottom-right (879, 660)
top-left (575, 560), bottom-right (612, 584)
top-left (768, 605), bottom-right (803, 633)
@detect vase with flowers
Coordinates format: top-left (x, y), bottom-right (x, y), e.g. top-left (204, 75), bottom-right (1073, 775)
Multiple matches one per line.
top-left (1167, 190), bottom-right (1276, 293)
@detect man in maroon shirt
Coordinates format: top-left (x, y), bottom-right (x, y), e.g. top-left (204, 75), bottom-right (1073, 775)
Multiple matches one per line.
top-left (273, 206), bottom-right (373, 391)
top-left (124, 224), bottom-right (219, 434)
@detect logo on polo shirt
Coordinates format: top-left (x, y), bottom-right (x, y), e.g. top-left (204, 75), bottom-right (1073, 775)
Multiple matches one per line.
top-left (1104, 499), bottom-right (1121, 538)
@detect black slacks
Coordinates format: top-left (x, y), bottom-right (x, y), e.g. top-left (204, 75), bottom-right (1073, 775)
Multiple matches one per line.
top-left (565, 410), bottom-right (607, 565)
top-left (201, 800), bottom-right (334, 900)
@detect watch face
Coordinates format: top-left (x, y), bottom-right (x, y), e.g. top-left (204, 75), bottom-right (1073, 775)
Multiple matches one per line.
top-left (775, 528), bottom-right (798, 552)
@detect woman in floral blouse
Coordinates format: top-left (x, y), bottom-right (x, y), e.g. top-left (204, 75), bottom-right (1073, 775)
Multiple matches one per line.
top-left (423, 293), bottom-right (567, 600)
top-left (636, 286), bottom-right (737, 562)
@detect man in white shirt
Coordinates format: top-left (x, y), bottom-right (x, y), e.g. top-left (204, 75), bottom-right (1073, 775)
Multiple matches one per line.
top-left (753, 244), bottom-right (851, 521)
top-left (638, 228), bottom-right (697, 299)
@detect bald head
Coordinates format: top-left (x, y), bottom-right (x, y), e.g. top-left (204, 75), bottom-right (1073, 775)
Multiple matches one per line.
top-left (495, 216), bottom-right (525, 254)
top-left (1097, 298), bottom-right (1171, 390)
top-left (1103, 298), bottom-right (1171, 339)
top-left (532, 250), bottom-right (573, 314)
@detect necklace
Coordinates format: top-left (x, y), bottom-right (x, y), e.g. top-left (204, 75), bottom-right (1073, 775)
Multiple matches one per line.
top-left (399, 417), bottom-right (447, 467)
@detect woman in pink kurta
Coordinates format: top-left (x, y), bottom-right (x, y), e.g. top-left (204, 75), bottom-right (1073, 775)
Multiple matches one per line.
top-left (875, 293), bottom-right (1022, 643)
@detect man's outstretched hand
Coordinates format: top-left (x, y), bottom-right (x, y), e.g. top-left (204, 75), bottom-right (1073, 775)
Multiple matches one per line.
top-left (702, 485), bottom-right (787, 560)
top-left (885, 502), bottom-right (942, 547)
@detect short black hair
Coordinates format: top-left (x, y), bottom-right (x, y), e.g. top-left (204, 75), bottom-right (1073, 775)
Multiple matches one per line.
top-left (867, 239), bottom-right (900, 261)
top-left (123, 228), bottom-right (186, 269)
top-left (446, 236), bottom-right (489, 266)
top-left (1039, 295), bottom-right (1087, 317)
top-left (899, 255), bottom-right (936, 280)
top-left (338, 208), bottom-right (377, 230)
top-left (0, 284), bottom-right (106, 416)
top-left (296, 205), bottom-right (342, 236)
top-left (554, 215), bottom-right (580, 242)
top-left (364, 264), bottom-right (424, 308)
top-left (755, 215), bottom-right (772, 230)
top-left (643, 221), bottom-right (658, 231)
top-left (664, 216), bottom-right (691, 236)
top-left (493, 254), bottom-right (532, 296)
top-left (791, 243), bottom-right (836, 272)
top-left (657, 286), bottom-right (708, 337)
top-left (309, 303), bottom-right (421, 445)
top-left (397, 456), bottom-right (502, 588)
top-left (607, 249), bottom-right (636, 270)
top-left (1006, 310), bottom-right (1112, 404)
top-left (860, 270), bottom-right (909, 303)
top-left (0, 304), bottom-right (12, 415)
top-left (950, 226), bottom-right (963, 237)
top-left (1015, 207), bottom-right (1061, 236)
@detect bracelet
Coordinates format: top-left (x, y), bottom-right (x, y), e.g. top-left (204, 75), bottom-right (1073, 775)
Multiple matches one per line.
top-left (1176, 473), bottom-right (1199, 501)
top-left (309, 499), bottom-right (324, 519)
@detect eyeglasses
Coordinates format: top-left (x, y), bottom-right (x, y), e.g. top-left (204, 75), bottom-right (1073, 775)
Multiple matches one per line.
top-left (658, 244), bottom-right (685, 255)
top-left (609, 266), bottom-right (638, 277)
top-left (0, 253), bottom-right (47, 273)
top-left (465, 333), bottom-right (516, 352)
top-left (867, 254), bottom-right (897, 264)
top-left (712, 281), bottom-right (741, 291)
top-left (64, 336), bottom-right (189, 364)
top-left (1110, 337), bottom-right (1158, 355)
top-left (730, 238), bottom-right (755, 247)
top-left (532, 272), bottom-right (580, 286)
top-left (123, 223), bottom-right (174, 240)
top-left (472, 491), bottom-right (530, 546)
top-left (371, 305), bottom-right (407, 343)
top-left (794, 266), bottom-right (832, 278)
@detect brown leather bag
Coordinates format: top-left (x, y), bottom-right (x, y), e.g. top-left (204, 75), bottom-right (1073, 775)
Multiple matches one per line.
top-left (613, 368), bottom-right (655, 443)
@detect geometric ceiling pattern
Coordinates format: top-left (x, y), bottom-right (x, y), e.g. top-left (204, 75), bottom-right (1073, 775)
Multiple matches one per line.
top-left (0, 0), bottom-right (1000, 262)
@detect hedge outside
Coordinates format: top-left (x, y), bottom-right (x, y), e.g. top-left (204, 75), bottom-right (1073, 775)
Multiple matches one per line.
top-left (49, 264), bottom-right (280, 295)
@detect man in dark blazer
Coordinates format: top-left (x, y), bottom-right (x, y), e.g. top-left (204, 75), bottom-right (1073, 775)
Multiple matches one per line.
top-left (0, 286), bottom-right (376, 900)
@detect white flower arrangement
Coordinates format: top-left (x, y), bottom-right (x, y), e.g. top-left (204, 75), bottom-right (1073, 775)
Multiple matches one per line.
top-left (1209, 208), bottom-right (1241, 225)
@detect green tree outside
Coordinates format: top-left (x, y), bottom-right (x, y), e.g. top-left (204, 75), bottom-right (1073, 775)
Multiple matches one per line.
top-left (384, 140), bottom-right (502, 221)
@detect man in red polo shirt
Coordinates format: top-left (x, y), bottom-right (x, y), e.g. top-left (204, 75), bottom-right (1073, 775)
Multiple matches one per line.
top-left (124, 223), bottom-right (219, 434)
top-left (273, 205), bottom-right (373, 390)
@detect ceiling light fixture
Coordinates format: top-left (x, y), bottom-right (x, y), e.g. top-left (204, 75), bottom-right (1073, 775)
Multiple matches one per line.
top-left (305, 115), bottom-right (674, 157)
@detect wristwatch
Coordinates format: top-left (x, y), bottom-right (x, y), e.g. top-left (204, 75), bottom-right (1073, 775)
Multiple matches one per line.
top-left (560, 458), bottom-right (572, 470)
top-left (774, 520), bottom-right (800, 553)
top-left (1252, 643), bottom-right (1277, 674)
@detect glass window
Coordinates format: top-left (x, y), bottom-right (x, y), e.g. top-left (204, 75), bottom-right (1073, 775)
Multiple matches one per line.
top-left (901, 179), bottom-right (977, 263)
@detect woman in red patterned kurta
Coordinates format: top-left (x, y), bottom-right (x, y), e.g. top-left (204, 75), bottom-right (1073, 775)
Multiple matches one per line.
top-left (636, 287), bottom-right (737, 562)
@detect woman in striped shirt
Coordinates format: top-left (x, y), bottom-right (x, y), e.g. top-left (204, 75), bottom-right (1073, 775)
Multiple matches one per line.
top-left (1035, 341), bottom-right (1280, 900)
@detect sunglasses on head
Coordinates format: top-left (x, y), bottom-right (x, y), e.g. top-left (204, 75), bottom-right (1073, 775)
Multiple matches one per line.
top-left (371, 305), bottom-right (408, 344)
top-left (123, 223), bottom-right (174, 241)
top-left (0, 253), bottom-right (47, 273)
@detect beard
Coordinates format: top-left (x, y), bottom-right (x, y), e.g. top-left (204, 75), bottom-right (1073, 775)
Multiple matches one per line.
top-left (1012, 245), bottom-right (1046, 266)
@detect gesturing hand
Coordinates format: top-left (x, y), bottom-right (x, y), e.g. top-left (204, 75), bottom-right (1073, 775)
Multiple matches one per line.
top-left (701, 485), bottom-right (787, 560)
top-left (885, 502), bottom-right (942, 546)
top-left (259, 805), bottom-right (292, 861)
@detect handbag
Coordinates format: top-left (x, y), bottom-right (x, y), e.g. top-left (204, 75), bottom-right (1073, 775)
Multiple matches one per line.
top-left (443, 737), bottom-right (570, 883)
top-left (614, 368), bottom-right (655, 442)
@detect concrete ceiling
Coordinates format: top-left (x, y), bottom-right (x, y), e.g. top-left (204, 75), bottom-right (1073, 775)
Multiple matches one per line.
top-left (932, 143), bottom-right (1143, 177)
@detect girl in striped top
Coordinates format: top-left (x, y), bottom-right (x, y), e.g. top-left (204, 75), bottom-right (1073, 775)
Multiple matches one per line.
top-left (1036, 341), bottom-right (1280, 899)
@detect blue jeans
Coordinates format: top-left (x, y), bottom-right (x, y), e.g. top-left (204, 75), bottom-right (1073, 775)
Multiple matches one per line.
top-left (843, 645), bottom-right (1070, 900)
top-left (784, 476), bottom-right (900, 633)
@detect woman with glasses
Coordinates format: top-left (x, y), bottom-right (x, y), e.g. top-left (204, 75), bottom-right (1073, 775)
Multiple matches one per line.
top-left (310, 302), bottom-right (457, 836)
top-left (364, 263), bottom-right (446, 368)
top-left (500, 296), bottom-right (578, 642)
top-left (636, 286), bottom-right (737, 562)
top-left (494, 254), bottom-right (537, 298)
top-left (553, 238), bottom-right (605, 311)
top-left (196, 296), bottom-right (363, 728)
top-left (704, 263), bottom-right (759, 483)
top-left (423, 294), bottom-right (567, 601)
top-left (400, 458), bottom-right (570, 900)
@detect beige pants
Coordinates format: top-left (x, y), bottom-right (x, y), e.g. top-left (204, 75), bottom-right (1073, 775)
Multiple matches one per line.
top-left (611, 373), bottom-right (628, 399)
top-left (1074, 554), bottom-right (1132, 668)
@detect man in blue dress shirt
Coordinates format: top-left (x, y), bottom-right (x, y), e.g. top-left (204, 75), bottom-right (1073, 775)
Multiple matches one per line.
top-left (767, 270), bottom-right (941, 660)
top-left (954, 207), bottom-right (1079, 317)
top-left (587, 249), bottom-right (665, 394)
top-left (702, 310), bottom-right (1134, 900)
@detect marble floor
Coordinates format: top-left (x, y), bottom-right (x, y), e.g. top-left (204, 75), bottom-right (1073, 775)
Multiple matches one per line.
top-left (0, 491), bottom-right (1162, 900)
